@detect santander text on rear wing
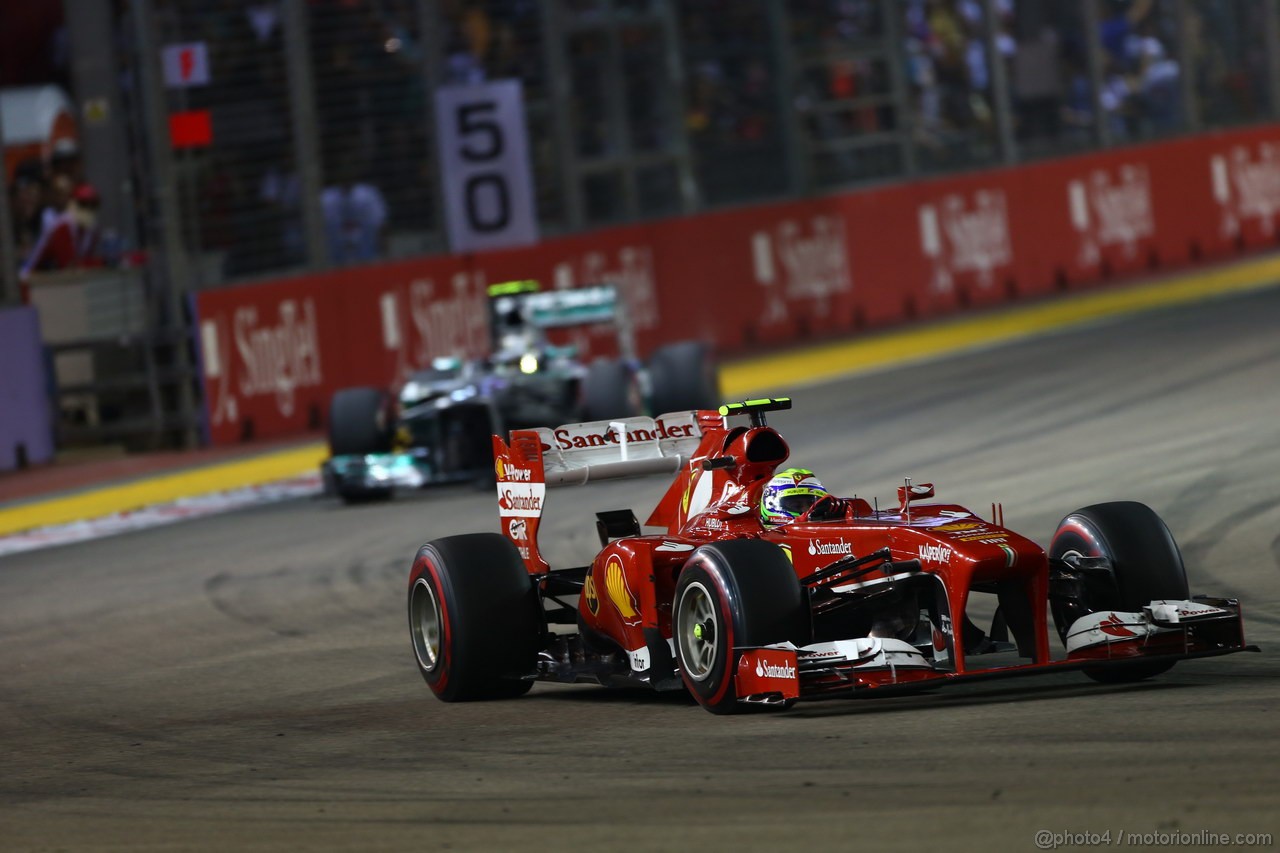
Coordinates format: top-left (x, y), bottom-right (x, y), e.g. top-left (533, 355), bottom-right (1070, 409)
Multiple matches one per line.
top-left (492, 411), bottom-right (719, 573)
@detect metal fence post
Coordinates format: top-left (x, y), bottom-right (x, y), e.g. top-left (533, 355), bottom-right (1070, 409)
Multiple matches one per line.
top-left (130, 0), bottom-right (198, 446)
top-left (1172, 0), bottom-right (1200, 133)
top-left (766, 0), bottom-right (807, 195)
top-left (1082, 0), bottom-right (1112, 148)
top-left (282, 0), bottom-right (329, 269)
top-left (1263, 0), bottom-right (1280, 119)
top-left (541, 0), bottom-right (583, 231)
top-left (601, 1), bottom-right (639, 221)
top-left (0, 101), bottom-right (19, 307)
top-left (982, 0), bottom-right (1017, 164)
top-left (654, 0), bottom-right (699, 213)
top-left (881, 0), bottom-right (917, 178)
top-left (414, 0), bottom-right (450, 250)
top-left (64, 0), bottom-right (140, 256)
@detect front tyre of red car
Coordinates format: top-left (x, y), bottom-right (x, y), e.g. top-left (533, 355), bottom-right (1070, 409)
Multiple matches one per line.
top-left (408, 533), bottom-right (542, 701)
top-left (673, 540), bottom-right (809, 714)
top-left (1050, 501), bottom-right (1189, 684)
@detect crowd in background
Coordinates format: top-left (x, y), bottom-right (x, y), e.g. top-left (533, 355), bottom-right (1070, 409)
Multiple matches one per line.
top-left (4, 0), bottom-right (1273, 286)
top-left (7, 148), bottom-right (107, 283)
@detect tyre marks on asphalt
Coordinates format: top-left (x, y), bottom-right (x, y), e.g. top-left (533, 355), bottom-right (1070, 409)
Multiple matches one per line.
top-left (203, 553), bottom-right (406, 638)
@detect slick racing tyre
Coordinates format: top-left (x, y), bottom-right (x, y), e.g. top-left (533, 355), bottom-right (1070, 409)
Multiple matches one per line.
top-left (328, 387), bottom-right (395, 503)
top-left (673, 540), bottom-right (809, 714)
top-left (1050, 501), bottom-right (1189, 684)
top-left (581, 358), bottom-right (644, 422)
top-left (646, 340), bottom-right (720, 415)
top-left (408, 533), bottom-right (542, 701)
top-left (329, 386), bottom-right (394, 456)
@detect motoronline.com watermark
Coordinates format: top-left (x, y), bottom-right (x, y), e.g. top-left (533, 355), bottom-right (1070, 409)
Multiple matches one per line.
top-left (1035, 829), bottom-right (1273, 849)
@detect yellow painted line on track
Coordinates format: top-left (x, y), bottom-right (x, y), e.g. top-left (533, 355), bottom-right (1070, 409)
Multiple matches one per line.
top-left (0, 443), bottom-right (327, 537)
top-left (4, 252), bottom-right (1280, 539)
top-left (719, 254), bottom-right (1280, 398)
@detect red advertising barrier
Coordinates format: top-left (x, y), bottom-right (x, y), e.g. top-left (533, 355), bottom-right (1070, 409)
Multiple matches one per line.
top-left (194, 124), bottom-right (1280, 445)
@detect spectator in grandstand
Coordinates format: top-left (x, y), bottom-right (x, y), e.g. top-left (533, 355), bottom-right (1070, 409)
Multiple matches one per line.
top-left (1099, 0), bottom-right (1137, 67)
top-left (1131, 16), bottom-right (1182, 134)
top-left (258, 163), bottom-right (303, 265)
top-left (40, 173), bottom-right (74, 234)
top-left (1011, 24), bottom-right (1064, 144)
top-left (444, 1), bottom-right (491, 84)
top-left (1094, 0), bottom-right (1182, 139)
top-left (9, 172), bottom-right (46, 262)
top-left (19, 182), bottom-right (102, 280)
top-left (1060, 50), bottom-right (1099, 144)
top-left (1099, 56), bottom-right (1137, 142)
top-left (903, 0), bottom-right (997, 164)
top-left (321, 167), bottom-right (388, 264)
top-left (444, 31), bottom-right (487, 84)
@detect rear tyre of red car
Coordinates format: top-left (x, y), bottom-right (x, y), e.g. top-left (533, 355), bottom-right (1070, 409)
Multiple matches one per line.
top-left (408, 533), bottom-right (542, 701)
top-left (673, 540), bottom-right (809, 714)
top-left (1050, 501), bottom-right (1189, 684)
top-left (647, 340), bottom-right (720, 415)
top-left (581, 358), bottom-right (644, 421)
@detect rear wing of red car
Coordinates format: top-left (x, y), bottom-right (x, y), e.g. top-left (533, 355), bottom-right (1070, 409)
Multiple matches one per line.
top-left (492, 411), bottom-right (719, 573)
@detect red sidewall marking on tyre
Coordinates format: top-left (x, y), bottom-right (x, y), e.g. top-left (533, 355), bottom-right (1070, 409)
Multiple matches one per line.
top-left (703, 563), bottom-right (737, 707)
top-left (417, 555), bottom-right (453, 694)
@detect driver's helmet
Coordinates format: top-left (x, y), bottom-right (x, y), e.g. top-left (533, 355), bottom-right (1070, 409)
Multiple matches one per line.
top-left (760, 467), bottom-right (829, 528)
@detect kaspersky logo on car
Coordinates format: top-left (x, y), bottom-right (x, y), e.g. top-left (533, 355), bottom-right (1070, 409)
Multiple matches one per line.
top-left (755, 659), bottom-right (797, 680)
top-left (918, 544), bottom-right (952, 564)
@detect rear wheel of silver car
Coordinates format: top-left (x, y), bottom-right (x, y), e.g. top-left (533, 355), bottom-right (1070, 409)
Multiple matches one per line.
top-left (674, 540), bottom-right (809, 714)
top-left (1050, 501), bottom-right (1189, 684)
top-left (647, 340), bottom-right (720, 415)
top-left (408, 533), bottom-right (541, 701)
top-left (329, 386), bottom-right (394, 455)
top-left (581, 358), bottom-right (643, 422)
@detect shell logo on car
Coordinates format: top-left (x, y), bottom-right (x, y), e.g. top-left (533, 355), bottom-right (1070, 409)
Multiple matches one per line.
top-left (605, 556), bottom-right (638, 620)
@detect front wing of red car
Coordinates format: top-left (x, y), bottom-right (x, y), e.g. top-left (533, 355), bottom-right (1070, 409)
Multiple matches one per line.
top-left (733, 597), bottom-right (1255, 706)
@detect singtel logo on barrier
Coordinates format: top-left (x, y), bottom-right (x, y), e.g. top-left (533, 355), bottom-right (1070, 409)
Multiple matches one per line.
top-left (206, 298), bottom-right (324, 420)
top-left (1212, 143), bottom-right (1280, 238)
top-left (919, 190), bottom-right (1011, 293)
top-left (751, 215), bottom-right (852, 322)
top-left (379, 273), bottom-right (489, 381)
top-left (1069, 164), bottom-right (1154, 265)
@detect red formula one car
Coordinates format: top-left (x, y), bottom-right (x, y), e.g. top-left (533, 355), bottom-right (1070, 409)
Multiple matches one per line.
top-left (407, 398), bottom-right (1255, 713)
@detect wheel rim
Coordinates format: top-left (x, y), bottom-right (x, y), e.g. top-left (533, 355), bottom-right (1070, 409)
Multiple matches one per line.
top-left (676, 581), bottom-right (719, 682)
top-left (410, 578), bottom-right (443, 672)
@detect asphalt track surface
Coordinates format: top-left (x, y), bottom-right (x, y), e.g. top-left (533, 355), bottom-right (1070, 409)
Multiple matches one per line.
top-left (3, 287), bottom-right (1280, 852)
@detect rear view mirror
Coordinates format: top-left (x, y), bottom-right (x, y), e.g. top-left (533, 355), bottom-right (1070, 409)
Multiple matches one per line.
top-left (897, 483), bottom-right (935, 511)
